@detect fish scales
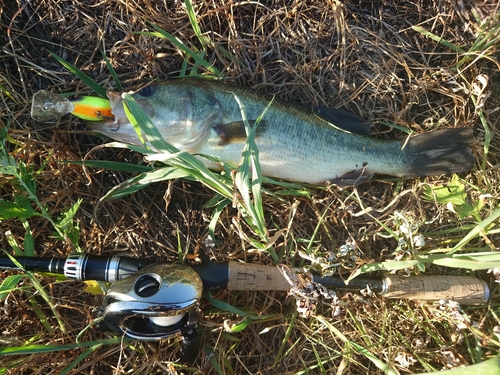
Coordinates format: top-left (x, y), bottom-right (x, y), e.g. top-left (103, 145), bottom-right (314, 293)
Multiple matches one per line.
top-left (89, 78), bottom-right (475, 186)
top-left (197, 82), bottom-right (401, 182)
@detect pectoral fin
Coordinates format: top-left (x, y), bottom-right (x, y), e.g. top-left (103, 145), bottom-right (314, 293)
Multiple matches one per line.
top-left (313, 106), bottom-right (372, 136)
top-left (214, 120), bottom-right (267, 145)
top-left (328, 166), bottom-right (373, 187)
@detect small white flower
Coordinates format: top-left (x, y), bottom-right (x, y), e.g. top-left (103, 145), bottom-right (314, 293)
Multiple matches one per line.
top-left (397, 238), bottom-right (408, 250)
top-left (413, 234), bottom-right (425, 247)
top-left (493, 325), bottom-right (500, 341)
top-left (439, 347), bottom-right (461, 368)
top-left (338, 244), bottom-right (354, 257)
top-left (412, 337), bottom-right (427, 351)
top-left (394, 352), bottom-right (417, 368)
top-left (360, 284), bottom-right (373, 297)
top-left (487, 268), bottom-right (500, 283)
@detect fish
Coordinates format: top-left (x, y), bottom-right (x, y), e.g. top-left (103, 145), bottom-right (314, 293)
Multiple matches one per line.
top-left (84, 78), bottom-right (475, 186)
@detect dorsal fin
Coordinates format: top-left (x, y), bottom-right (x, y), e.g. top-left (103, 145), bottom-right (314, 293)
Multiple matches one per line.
top-left (313, 106), bottom-right (372, 136)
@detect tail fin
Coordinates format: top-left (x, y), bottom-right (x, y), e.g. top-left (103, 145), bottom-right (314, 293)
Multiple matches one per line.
top-left (405, 128), bottom-right (475, 178)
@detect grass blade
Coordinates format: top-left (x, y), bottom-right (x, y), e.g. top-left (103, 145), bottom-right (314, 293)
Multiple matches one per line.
top-left (412, 26), bottom-right (466, 53)
top-left (203, 291), bottom-right (248, 317)
top-left (58, 344), bottom-right (102, 375)
top-left (49, 52), bottom-right (107, 97)
top-left (121, 93), bottom-right (233, 198)
top-left (316, 315), bottom-right (398, 375)
top-left (0, 274), bottom-right (24, 301)
top-left (184, 0), bottom-right (208, 48)
top-left (100, 51), bottom-right (123, 91)
top-left (138, 22), bottom-right (220, 76)
top-left (349, 251), bottom-right (500, 280)
top-left (0, 338), bottom-right (126, 355)
top-left (450, 206), bottom-right (500, 253)
top-left (70, 160), bottom-right (154, 173)
top-left (232, 94), bottom-right (268, 237)
top-left (98, 167), bottom-right (192, 202)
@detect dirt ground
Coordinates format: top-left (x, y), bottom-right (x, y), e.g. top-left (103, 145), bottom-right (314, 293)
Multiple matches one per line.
top-left (1, 0), bottom-right (499, 374)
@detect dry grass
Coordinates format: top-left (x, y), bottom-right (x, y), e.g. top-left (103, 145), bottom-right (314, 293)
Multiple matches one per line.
top-left (1, 0), bottom-right (499, 374)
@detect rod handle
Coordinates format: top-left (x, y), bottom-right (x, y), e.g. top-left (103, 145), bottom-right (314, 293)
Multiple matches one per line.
top-left (225, 263), bottom-right (490, 305)
top-left (381, 274), bottom-right (489, 305)
top-left (227, 262), bottom-right (291, 291)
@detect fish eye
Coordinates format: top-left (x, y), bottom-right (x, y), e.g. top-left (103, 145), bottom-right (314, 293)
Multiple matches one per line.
top-left (138, 86), bottom-right (154, 97)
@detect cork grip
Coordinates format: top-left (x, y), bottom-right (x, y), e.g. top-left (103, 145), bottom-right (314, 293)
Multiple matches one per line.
top-left (227, 262), bottom-right (291, 291)
top-left (381, 274), bottom-right (489, 305)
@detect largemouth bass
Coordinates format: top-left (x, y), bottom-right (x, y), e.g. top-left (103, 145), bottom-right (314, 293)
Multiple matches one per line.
top-left (87, 78), bottom-right (474, 186)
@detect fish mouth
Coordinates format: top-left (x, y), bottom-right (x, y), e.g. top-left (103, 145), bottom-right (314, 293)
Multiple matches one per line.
top-left (106, 91), bottom-right (130, 126)
top-left (86, 90), bottom-right (155, 147)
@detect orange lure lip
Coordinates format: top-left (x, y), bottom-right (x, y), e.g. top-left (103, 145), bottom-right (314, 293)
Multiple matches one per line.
top-left (70, 96), bottom-right (114, 121)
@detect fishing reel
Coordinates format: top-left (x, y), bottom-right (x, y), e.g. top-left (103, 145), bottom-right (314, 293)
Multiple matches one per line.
top-left (97, 263), bottom-right (203, 361)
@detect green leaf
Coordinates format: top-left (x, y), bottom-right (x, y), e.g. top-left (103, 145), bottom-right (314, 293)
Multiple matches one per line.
top-left (207, 198), bottom-right (230, 247)
top-left (22, 220), bottom-right (35, 257)
top-left (5, 231), bottom-right (23, 256)
top-left (58, 344), bottom-right (103, 375)
top-left (233, 94), bottom-right (266, 235)
top-left (349, 252), bottom-right (500, 281)
top-left (228, 316), bottom-right (252, 332)
top-left (17, 163), bottom-right (38, 198)
top-left (203, 291), bottom-right (248, 317)
top-left (316, 315), bottom-right (398, 375)
top-left (98, 167), bottom-right (192, 202)
top-left (0, 275), bottom-right (24, 301)
top-left (451, 206), bottom-right (500, 253)
top-left (348, 260), bottom-right (420, 281)
top-left (427, 253), bottom-right (500, 269)
top-left (422, 175), bottom-right (467, 205)
top-left (55, 199), bottom-right (82, 251)
top-left (121, 93), bottom-right (174, 150)
top-left (120, 94), bottom-right (234, 198)
top-left (57, 199), bottom-right (82, 232)
top-left (184, 0), bottom-right (208, 48)
top-left (0, 198), bottom-right (39, 220)
top-left (421, 354), bottom-right (500, 375)
top-left (455, 202), bottom-right (476, 219)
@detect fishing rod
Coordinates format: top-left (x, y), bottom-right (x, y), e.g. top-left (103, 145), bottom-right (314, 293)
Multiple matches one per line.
top-left (0, 253), bottom-right (490, 360)
top-left (0, 253), bottom-right (489, 301)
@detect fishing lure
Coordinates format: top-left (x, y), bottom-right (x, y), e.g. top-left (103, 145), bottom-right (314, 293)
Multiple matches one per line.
top-left (31, 90), bottom-right (113, 121)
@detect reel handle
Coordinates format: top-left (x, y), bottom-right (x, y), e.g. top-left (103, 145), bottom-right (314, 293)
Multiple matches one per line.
top-left (179, 328), bottom-right (198, 363)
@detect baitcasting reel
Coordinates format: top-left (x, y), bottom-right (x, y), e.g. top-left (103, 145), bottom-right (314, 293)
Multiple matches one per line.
top-left (97, 263), bottom-right (203, 361)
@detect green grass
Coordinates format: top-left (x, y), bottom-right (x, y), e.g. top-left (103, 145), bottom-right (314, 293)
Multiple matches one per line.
top-left (1, 1), bottom-right (500, 374)
top-left (100, 12), bottom-right (500, 375)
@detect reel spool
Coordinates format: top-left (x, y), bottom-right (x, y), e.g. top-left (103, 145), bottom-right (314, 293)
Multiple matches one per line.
top-left (98, 263), bottom-right (203, 360)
